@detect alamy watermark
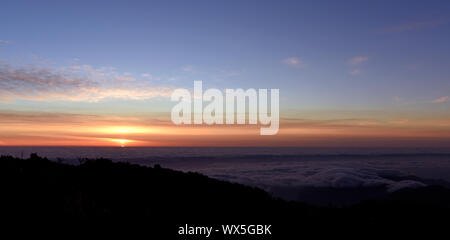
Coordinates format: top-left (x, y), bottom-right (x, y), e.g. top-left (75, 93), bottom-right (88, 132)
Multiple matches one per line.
top-left (171, 81), bottom-right (279, 135)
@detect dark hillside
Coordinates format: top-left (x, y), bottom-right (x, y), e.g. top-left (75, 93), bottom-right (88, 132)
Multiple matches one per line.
top-left (0, 154), bottom-right (449, 238)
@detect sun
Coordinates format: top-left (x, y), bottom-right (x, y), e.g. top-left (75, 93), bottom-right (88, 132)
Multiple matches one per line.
top-left (111, 139), bottom-right (133, 147)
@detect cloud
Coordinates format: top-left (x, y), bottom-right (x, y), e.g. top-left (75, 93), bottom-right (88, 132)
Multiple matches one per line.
top-left (182, 65), bottom-right (195, 72)
top-left (350, 69), bottom-right (361, 75)
top-left (0, 111), bottom-right (159, 125)
top-left (0, 40), bottom-right (10, 44)
top-left (432, 96), bottom-right (449, 103)
top-left (282, 57), bottom-right (305, 68)
top-left (141, 73), bottom-right (152, 78)
top-left (378, 19), bottom-right (447, 33)
top-left (357, 120), bottom-right (378, 126)
top-left (348, 56), bottom-right (368, 65)
top-left (390, 118), bottom-right (409, 125)
top-left (387, 180), bottom-right (426, 192)
top-left (0, 62), bottom-right (172, 102)
top-left (116, 76), bottom-right (135, 81)
top-left (176, 157), bottom-right (429, 201)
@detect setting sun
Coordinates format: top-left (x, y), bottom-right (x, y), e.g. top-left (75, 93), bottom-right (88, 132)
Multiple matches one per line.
top-left (110, 138), bottom-right (133, 147)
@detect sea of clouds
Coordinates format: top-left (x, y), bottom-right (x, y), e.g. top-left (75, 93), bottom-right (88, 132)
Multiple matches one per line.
top-left (2, 147), bottom-right (450, 204)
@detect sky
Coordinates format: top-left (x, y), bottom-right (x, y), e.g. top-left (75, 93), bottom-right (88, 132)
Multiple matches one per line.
top-left (0, 0), bottom-right (450, 147)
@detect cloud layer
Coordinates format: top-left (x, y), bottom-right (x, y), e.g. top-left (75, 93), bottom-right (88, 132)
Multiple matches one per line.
top-left (0, 62), bottom-right (172, 102)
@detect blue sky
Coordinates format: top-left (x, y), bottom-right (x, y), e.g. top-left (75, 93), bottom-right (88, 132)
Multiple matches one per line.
top-left (1, 0), bottom-right (449, 112)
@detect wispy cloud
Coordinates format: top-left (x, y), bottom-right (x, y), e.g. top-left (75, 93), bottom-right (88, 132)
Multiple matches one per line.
top-left (348, 56), bottom-right (368, 75)
top-left (390, 118), bottom-right (409, 125)
top-left (0, 61), bottom-right (172, 102)
top-left (432, 96), bottom-right (449, 103)
top-left (350, 69), bottom-right (361, 75)
top-left (0, 40), bottom-right (10, 44)
top-left (282, 57), bottom-right (305, 68)
top-left (182, 65), bottom-right (195, 72)
top-left (378, 19), bottom-right (447, 33)
top-left (348, 56), bottom-right (368, 65)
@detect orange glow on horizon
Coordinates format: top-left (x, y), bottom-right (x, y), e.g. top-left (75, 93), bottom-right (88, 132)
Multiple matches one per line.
top-left (95, 126), bottom-right (163, 135)
top-left (1, 112), bottom-right (450, 147)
